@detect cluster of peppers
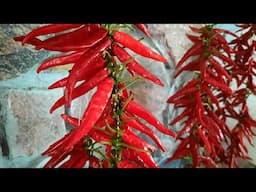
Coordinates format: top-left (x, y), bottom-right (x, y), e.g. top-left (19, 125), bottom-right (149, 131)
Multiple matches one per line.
top-left (166, 24), bottom-right (256, 168)
top-left (15, 24), bottom-right (176, 168)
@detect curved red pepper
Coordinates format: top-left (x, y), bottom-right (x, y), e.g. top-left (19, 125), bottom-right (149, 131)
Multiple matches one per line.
top-left (198, 156), bottom-right (218, 168)
top-left (89, 156), bottom-right (101, 168)
top-left (66, 78), bottom-right (114, 149)
top-left (117, 160), bottom-right (141, 168)
top-left (125, 100), bottom-right (176, 138)
top-left (134, 24), bottom-right (151, 37)
top-left (113, 30), bottom-right (167, 63)
top-left (43, 78), bottom-right (114, 158)
top-left (14, 35), bottom-right (43, 47)
top-left (122, 113), bottom-right (165, 151)
top-left (50, 68), bottom-right (110, 113)
top-left (208, 57), bottom-right (231, 81)
top-left (112, 43), bottom-right (164, 86)
top-left (176, 43), bottom-right (203, 69)
top-left (122, 126), bottom-right (157, 152)
top-left (65, 37), bottom-right (111, 107)
top-left (37, 50), bottom-right (86, 73)
top-left (36, 25), bottom-right (105, 51)
top-left (48, 77), bottom-right (68, 89)
top-left (121, 148), bottom-right (158, 168)
top-left (197, 127), bottom-right (212, 153)
top-left (204, 75), bottom-right (233, 95)
top-left (167, 79), bottom-right (198, 103)
top-left (174, 59), bottom-right (200, 78)
top-left (21, 24), bottom-right (83, 45)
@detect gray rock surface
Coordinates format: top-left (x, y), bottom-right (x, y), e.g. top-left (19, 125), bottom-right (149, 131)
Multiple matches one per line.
top-left (0, 24), bottom-right (50, 80)
top-left (0, 88), bottom-right (66, 158)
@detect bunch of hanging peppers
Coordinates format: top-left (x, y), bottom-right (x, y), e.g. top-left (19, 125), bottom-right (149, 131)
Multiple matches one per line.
top-left (166, 24), bottom-right (256, 168)
top-left (15, 24), bottom-right (176, 168)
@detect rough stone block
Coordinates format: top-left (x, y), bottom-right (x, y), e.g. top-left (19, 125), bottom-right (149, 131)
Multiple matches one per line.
top-left (0, 88), bottom-right (67, 159)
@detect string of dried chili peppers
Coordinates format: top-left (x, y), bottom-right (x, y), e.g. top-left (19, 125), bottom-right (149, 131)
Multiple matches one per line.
top-left (167, 24), bottom-right (256, 168)
top-left (166, 24), bottom-right (236, 168)
top-left (15, 24), bottom-right (175, 168)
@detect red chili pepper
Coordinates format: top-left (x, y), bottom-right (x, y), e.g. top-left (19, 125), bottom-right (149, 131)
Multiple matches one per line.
top-left (88, 129), bottom-right (112, 143)
top-left (190, 140), bottom-right (199, 167)
top-left (14, 35), bottom-right (43, 47)
top-left (165, 148), bottom-right (191, 164)
top-left (198, 156), bottom-right (218, 168)
top-left (44, 150), bottom-right (71, 168)
top-left (48, 55), bottom-right (107, 91)
top-left (59, 143), bottom-right (89, 168)
top-left (125, 100), bottom-right (176, 138)
top-left (65, 37), bottom-right (111, 107)
top-left (21, 24), bottom-right (83, 45)
top-left (237, 131), bottom-right (248, 153)
top-left (65, 78), bottom-right (114, 149)
top-left (134, 24), bottom-right (151, 37)
top-left (44, 136), bottom-right (86, 168)
top-left (202, 115), bottom-right (224, 143)
top-left (60, 152), bottom-right (88, 168)
top-left (89, 156), bottom-right (101, 168)
top-left (225, 102), bottom-right (240, 119)
top-left (112, 44), bottom-right (164, 86)
top-left (204, 75), bottom-right (233, 95)
top-left (122, 113), bottom-right (165, 151)
top-left (113, 30), bottom-right (167, 63)
top-left (213, 28), bottom-right (238, 38)
top-left (200, 58), bottom-right (207, 79)
top-left (176, 43), bottom-right (203, 69)
top-left (173, 97), bottom-right (196, 109)
top-left (45, 78), bottom-right (114, 156)
top-left (168, 87), bottom-right (198, 104)
top-left (102, 159), bottom-right (111, 168)
top-left (208, 110), bottom-right (231, 139)
top-left (118, 82), bottom-right (130, 97)
top-left (208, 57), bottom-right (231, 81)
top-left (61, 112), bottom-right (114, 138)
top-left (214, 51), bottom-right (236, 66)
top-left (50, 68), bottom-right (110, 113)
top-left (176, 118), bottom-right (195, 139)
top-left (242, 129), bottom-right (254, 146)
top-left (121, 148), bottom-right (158, 168)
top-left (61, 114), bottom-right (80, 127)
top-left (117, 160), bottom-right (141, 168)
top-left (37, 50), bottom-right (85, 73)
top-left (122, 126), bottom-right (157, 152)
top-left (186, 34), bottom-right (201, 43)
top-left (174, 59), bottom-right (200, 78)
top-left (195, 91), bottom-right (207, 128)
top-left (167, 79), bottom-right (198, 103)
top-left (166, 136), bottom-right (192, 164)
top-left (169, 107), bottom-right (193, 126)
top-left (229, 154), bottom-right (239, 168)
top-left (176, 137), bottom-right (191, 151)
top-left (36, 25), bottom-right (105, 51)
top-left (189, 26), bottom-right (202, 33)
top-left (201, 82), bottom-right (220, 110)
top-left (95, 112), bottom-right (115, 130)
top-left (197, 127), bottom-right (212, 153)
top-left (42, 132), bottom-right (72, 156)
top-left (48, 77), bottom-right (68, 89)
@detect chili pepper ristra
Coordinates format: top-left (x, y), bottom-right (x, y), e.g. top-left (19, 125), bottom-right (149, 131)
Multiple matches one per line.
top-left (15, 24), bottom-right (175, 168)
